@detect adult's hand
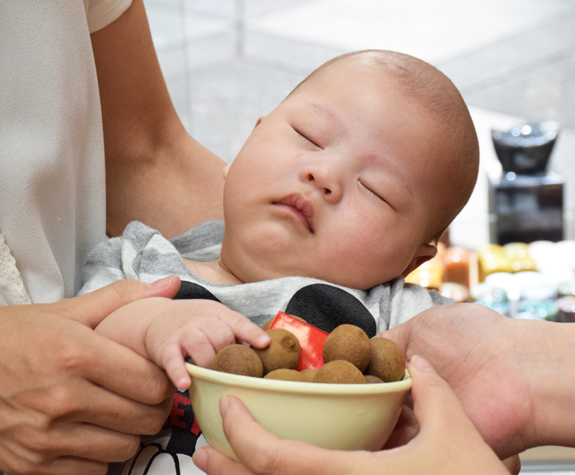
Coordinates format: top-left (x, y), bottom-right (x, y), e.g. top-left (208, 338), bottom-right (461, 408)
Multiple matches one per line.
top-left (192, 356), bottom-right (509, 475)
top-left (0, 276), bottom-right (180, 475)
top-left (381, 303), bottom-right (575, 458)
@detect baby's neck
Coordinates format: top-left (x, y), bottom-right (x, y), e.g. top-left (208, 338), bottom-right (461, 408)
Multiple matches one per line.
top-left (183, 258), bottom-right (244, 285)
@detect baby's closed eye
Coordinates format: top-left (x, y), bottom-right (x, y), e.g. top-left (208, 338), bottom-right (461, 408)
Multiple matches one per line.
top-left (358, 179), bottom-right (388, 205)
top-left (293, 127), bottom-right (323, 149)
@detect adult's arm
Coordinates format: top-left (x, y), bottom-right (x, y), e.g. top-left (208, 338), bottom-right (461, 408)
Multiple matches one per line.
top-left (90, 0), bottom-right (226, 238)
top-left (0, 277), bottom-right (180, 475)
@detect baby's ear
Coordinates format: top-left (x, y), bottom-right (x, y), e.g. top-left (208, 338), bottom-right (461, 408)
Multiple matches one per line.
top-left (400, 244), bottom-right (437, 278)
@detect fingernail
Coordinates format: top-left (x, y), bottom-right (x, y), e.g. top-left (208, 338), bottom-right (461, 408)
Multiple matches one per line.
top-left (411, 355), bottom-right (436, 373)
top-left (192, 447), bottom-right (208, 470)
top-left (151, 275), bottom-right (174, 289)
top-left (257, 334), bottom-right (270, 346)
top-left (220, 395), bottom-right (230, 417)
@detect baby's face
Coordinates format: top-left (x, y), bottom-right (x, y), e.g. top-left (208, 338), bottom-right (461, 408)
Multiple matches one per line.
top-left (220, 58), bottom-right (444, 290)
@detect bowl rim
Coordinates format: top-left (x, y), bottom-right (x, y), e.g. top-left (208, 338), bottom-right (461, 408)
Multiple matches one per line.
top-left (186, 363), bottom-right (412, 395)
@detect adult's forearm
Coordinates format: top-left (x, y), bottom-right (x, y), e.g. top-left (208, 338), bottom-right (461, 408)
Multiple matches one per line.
top-left (521, 320), bottom-right (575, 449)
top-left (91, 0), bottom-right (225, 238)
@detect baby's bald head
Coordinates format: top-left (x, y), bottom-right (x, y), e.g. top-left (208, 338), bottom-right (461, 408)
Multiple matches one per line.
top-left (291, 50), bottom-right (479, 242)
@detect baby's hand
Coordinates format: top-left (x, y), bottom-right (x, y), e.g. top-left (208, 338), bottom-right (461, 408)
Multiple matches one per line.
top-left (145, 299), bottom-right (270, 390)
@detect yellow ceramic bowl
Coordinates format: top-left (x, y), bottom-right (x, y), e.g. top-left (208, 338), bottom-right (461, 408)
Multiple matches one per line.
top-left (186, 362), bottom-right (411, 459)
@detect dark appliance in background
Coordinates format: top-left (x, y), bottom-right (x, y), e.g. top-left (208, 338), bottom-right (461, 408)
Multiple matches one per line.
top-left (488, 121), bottom-right (565, 245)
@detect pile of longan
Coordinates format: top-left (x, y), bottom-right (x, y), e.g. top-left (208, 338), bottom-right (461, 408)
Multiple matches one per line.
top-left (212, 323), bottom-right (406, 384)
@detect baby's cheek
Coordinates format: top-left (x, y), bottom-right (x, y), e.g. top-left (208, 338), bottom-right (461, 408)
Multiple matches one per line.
top-left (347, 210), bottom-right (388, 252)
top-left (349, 223), bottom-right (408, 280)
top-left (336, 219), bottom-right (389, 265)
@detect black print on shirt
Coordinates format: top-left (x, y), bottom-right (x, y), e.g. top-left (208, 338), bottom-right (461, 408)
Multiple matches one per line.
top-left (118, 389), bottom-right (200, 475)
top-left (164, 390), bottom-right (201, 455)
top-left (285, 284), bottom-right (376, 337)
top-left (174, 281), bottom-right (221, 301)
top-left (174, 280), bottom-right (376, 337)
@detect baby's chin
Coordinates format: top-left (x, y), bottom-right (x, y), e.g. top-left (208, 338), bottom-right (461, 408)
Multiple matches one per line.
top-left (221, 242), bottom-right (400, 289)
top-left (320, 272), bottom-right (401, 291)
top-left (234, 263), bottom-right (398, 291)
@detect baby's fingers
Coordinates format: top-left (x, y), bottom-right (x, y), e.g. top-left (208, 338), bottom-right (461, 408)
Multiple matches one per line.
top-left (157, 342), bottom-right (190, 390)
top-left (215, 309), bottom-right (270, 349)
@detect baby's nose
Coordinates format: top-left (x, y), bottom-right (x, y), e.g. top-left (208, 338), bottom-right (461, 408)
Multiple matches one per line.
top-left (302, 165), bottom-right (343, 202)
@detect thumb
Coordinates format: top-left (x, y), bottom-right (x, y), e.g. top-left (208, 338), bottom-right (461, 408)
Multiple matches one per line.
top-left (408, 355), bottom-right (472, 436)
top-left (405, 360), bottom-right (510, 475)
top-left (378, 320), bottom-right (411, 355)
top-left (53, 275), bottom-right (181, 328)
top-left (217, 395), bottom-right (360, 475)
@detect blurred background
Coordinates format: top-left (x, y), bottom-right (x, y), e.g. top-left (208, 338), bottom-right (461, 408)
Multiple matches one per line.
top-left (143, 1), bottom-right (575, 470)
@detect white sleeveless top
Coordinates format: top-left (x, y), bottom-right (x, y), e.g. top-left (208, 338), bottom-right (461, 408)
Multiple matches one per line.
top-left (0, 0), bottom-right (132, 305)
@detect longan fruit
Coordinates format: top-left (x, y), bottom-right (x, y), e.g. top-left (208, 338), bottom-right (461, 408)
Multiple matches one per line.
top-left (212, 344), bottom-right (263, 378)
top-left (299, 368), bottom-right (318, 382)
top-left (313, 360), bottom-right (365, 384)
top-left (322, 324), bottom-right (371, 372)
top-left (264, 369), bottom-right (304, 381)
top-left (365, 337), bottom-right (406, 382)
top-left (252, 329), bottom-right (301, 375)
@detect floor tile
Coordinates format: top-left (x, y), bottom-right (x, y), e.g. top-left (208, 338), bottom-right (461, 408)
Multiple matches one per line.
top-left (465, 52), bottom-right (575, 128)
top-left (437, 12), bottom-right (575, 96)
top-left (244, 0), bottom-right (575, 63)
top-left (186, 59), bottom-right (304, 162)
top-left (145, 0), bottom-right (232, 52)
top-left (186, 31), bottom-right (237, 70)
top-left (243, 0), bottom-right (311, 18)
top-left (241, 31), bottom-right (345, 74)
top-left (146, 0), bottom-right (236, 17)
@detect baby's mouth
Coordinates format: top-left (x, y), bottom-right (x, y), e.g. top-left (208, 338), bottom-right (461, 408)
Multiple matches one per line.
top-left (273, 194), bottom-right (314, 233)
